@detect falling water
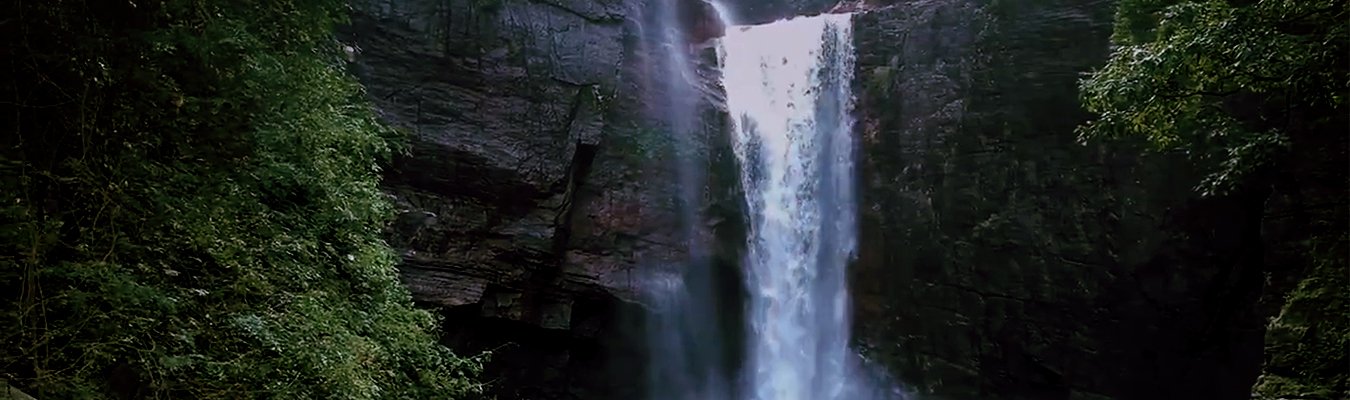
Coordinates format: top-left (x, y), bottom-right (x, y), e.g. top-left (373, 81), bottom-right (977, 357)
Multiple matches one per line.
top-left (708, 0), bottom-right (738, 26)
top-left (640, 2), bottom-right (900, 398)
top-left (641, 1), bottom-right (738, 399)
top-left (717, 13), bottom-right (870, 400)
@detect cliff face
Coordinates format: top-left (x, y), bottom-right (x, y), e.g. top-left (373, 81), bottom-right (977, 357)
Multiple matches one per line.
top-left (849, 0), bottom-right (1343, 399)
top-left (346, 0), bottom-right (647, 316)
top-left (341, 0), bottom-right (1342, 398)
top-left (341, 0), bottom-right (734, 397)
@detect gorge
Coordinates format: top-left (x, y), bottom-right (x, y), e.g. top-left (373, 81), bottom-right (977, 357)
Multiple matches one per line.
top-left (2, 0), bottom-right (1344, 399)
top-left (347, 0), bottom-right (1346, 398)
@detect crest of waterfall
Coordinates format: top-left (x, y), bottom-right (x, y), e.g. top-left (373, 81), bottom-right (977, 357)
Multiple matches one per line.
top-left (717, 13), bottom-right (883, 400)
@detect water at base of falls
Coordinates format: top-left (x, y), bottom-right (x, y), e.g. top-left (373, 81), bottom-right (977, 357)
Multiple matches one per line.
top-left (718, 13), bottom-right (885, 400)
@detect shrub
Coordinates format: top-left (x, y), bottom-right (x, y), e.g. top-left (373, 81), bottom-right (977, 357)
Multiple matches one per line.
top-left (0, 1), bottom-right (483, 398)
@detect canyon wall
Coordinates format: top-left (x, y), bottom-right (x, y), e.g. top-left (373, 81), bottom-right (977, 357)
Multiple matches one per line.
top-left (851, 0), bottom-right (1344, 399)
top-left (341, 0), bottom-right (737, 397)
top-left (340, 0), bottom-right (1344, 398)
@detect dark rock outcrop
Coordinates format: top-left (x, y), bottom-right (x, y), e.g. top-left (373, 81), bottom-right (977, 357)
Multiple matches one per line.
top-left (342, 0), bottom-right (732, 397)
top-left (340, 0), bottom-right (1343, 397)
top-left (726, 0), bottom-right (839, 24)
top-left (850, 0), bottom-right (1343, 399)
top-left (346, 0), bottom-right (642, 309)
top-left (681, 0), bottom-right (728, 44)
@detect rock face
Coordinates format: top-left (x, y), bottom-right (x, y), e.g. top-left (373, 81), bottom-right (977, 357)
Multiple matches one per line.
top-left (341, 0), bottom-right (735, 397)
top-left (346, 0), bottom-right (643, 308)
top-left (730, 0), bottom-right (838, 24)
top-left (341, 0), bottom-right (1344, 397)
top-left (850, 0), bottom-right (1344, 399)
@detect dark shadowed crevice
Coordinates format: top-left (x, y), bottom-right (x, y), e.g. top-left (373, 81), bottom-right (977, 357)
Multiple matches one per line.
top-left (554, 141), bottom-right (601, 256)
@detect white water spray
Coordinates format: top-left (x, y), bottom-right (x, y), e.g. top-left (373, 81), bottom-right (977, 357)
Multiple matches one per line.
top-left (717, 13), bottom-right (868, 400)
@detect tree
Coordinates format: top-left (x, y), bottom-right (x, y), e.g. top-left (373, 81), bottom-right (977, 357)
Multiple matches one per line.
top-left (1, 1), bottom-right (483, 398)
top-left (1079, 0), bottom-right (1346, 195)
top-left (1080, 1), bottom-right (1348, 398)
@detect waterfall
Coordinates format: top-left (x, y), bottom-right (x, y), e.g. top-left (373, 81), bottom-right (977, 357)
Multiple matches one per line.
top-left (640, 3), bottom-right (900, 398)
top-left (717, 13), bottom-right (868, 400)
top-left (641, 1), bottom-right (737, 399)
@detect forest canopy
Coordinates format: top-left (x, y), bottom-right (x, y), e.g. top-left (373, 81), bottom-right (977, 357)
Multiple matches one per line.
top-left (1, 0), bottom-right (483, 398)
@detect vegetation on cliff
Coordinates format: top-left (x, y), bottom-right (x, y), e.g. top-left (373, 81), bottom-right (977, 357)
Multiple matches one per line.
top-left (0, 0), bottom-right (482, 398)
top-left (1081, 0), bottom-right (1346, 196)
top-left (1081, 0), bottom-right (1348, 397)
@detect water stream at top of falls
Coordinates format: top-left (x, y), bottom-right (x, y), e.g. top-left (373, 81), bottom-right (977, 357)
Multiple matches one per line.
top-left (717, 13), bottom-right (872, 400)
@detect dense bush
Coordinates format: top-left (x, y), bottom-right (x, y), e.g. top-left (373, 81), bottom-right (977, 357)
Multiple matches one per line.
top-left (1, 0), bottom-right (483, 398)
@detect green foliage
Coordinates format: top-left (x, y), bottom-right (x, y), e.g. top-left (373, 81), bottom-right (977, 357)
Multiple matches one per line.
top-left (1084, 1), bottom-right (1348, 397)
top-left (1, 0), bottom-right (482, 398)
top-left (1254, 235), bottom-right (1350, 399)
top-left (1079, 0), bottom-right (1347, 196)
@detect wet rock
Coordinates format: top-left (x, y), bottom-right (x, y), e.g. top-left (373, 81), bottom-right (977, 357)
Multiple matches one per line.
top-left (827, 0), bottom-right (885, 13)
top-left (345, 0), bottom-right (646, 323)
top-left (724, 0), bottom-right (840, 25)
top-left (679, 0), bottom-right (726, 44)
top-left (850, 0), bottom-right (1273, 399)
top-left (342, 0), bottom-right (739, 397)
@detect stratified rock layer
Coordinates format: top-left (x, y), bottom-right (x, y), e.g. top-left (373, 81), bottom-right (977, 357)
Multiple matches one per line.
top-left (342, 0), bottom-right (734, 397)
top-left (347, 0), bottom-right (645, 308)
